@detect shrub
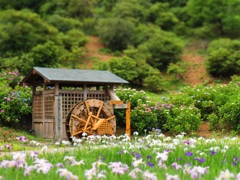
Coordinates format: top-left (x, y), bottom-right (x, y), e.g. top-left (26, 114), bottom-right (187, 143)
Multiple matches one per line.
top-left (107, 57), bottom-right (139, 83)
top-left (0, 69), bottom-right (32, 126)
top-left (218, 96), bottom-right (240, 133)
top-left (115, 88), bottom-right (149, 128)
top-left (167, 61), bottom-right (191, 79)
top-left (115, 88), bottom-right (148, 108)
top-left (30, 41), bottom-right (61, 68)
top-left (206, 39), bottom-right (240, 77)
top-left (143, 75), bottom-right (165, 93)
top-left (166, 78), bottom-right (240, 132)
top-left (0, 86), bottom-right (32, 125)
top-left (96, 18), bottom-right (135, 51)
top-left (131, 104), bottom-right (158, 134)
top-left (46, 15), bottom-right (82, 33)
top-left (138, 31), bottom-right (184, 71)
top-left (163, 105), bottom-right (201, 135)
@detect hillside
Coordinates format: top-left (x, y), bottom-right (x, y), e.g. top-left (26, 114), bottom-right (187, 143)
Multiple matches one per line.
top-left (83, 36), bottom-right (213, 87)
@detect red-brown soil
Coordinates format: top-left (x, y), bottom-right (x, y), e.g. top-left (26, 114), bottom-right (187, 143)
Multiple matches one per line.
top-left (82, 36), bottom-right (113, 69)
top-left (195, 121), bottom-right (212, 138)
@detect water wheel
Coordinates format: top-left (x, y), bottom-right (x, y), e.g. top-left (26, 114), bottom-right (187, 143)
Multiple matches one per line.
top-left (66, 99), bottom-right (116, 139)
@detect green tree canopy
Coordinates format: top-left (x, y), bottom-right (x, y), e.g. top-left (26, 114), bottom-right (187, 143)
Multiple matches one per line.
top-left (96, 18), bottom-right (135, 51)
top-left (0, 9), bottom-right (60, 57)
top-left (206, 39), bottom-right (240, 77)
top-left (0, 0), bottom-right (46, 11)
top-left (138, 30), bottom-right (184, 70)
top-left (186, 0), bottom-right (240, 37)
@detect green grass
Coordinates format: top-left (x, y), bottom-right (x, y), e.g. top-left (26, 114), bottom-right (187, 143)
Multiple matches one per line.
top-left (0, 126), bottom-right (52, 152)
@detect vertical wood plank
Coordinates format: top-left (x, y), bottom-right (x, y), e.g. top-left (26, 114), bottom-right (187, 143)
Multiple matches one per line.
top-left (126, 101), bottom-right (131, 137)
top-left (83, 84), bottom-right (87, 100)
top-left (42, 84), bottom-right (46, 137)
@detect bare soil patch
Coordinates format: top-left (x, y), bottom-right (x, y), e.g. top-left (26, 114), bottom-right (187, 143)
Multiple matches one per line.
top-left (195, 121), bottom-right (212, 138)
top-left (82, 36), bottom-right (113, 69)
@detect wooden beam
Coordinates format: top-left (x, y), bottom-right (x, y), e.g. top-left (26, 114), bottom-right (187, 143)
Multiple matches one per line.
top-left (107, 89), bottom-right (121, 101)
top-left (114, 104), bottom-right (127, 109)
top-left (109, 100), bottom-right (123, 105)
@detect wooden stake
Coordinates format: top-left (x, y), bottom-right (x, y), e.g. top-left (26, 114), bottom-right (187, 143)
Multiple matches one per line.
top-left (126, 102), bottom-right (131, 136)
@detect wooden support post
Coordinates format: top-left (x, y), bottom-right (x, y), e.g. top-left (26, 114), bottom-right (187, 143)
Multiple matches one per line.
top-left (126, 101), bottom-right (131, 137)
top-left (107, 89), bottom-right (131, 136)
top-left (42, 84), bottom-right (46, 138)
top-left (83, 84), bottom-right (87, 100)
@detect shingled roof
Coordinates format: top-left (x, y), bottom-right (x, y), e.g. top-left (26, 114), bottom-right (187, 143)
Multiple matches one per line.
top-left (21, 67), bottom-right (128, 86)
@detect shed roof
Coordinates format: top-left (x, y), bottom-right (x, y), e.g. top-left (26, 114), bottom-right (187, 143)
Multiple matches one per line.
top-left (21, 67), bottom-right (128, 86)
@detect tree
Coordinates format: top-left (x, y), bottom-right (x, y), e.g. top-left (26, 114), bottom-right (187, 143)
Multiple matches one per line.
top-left (0, 9), bottom-right (60, 57)
top-left (67, 0), bottom-right (96, 19)
top-left (138, 31), bottom-right (184, 71)
top-left (111, 0), bottom-right (147, 22)
top-left (0, 0), bottom-right (46, 11)
top-left (146, 2), bottom-right (179, 30)
top-left (61, 29), bottom-right (87, 50)
top-left (97, 18), bottom-right (135, 51)
top-left (30, 41), bottom-right (61, 68)
top-left (62, 47), bottom-right (85, 69)
top-left (46, 15), bottom-right (82, 33)
top-left (167, 61), bottom-right (190, 79)
top-left (107, 57), bottom-right (139, 82)
top-left (206, 39), bottom-right (240, 77)
top-left (186, 0), bottom-right (240, 37)
top-left (39, 0), bottom-right (96, 19)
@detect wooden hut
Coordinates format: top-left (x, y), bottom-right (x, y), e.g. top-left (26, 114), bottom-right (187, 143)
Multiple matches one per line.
top-left (21, 67), bottom-right (129, 140)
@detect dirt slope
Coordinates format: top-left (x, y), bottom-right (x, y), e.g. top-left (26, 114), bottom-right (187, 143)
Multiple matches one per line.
top-left (84, 36), bottom-right (212, 86)
top-left (182, 42), bottom-right (213, 86)
top-left (82, 36), bottom-right (113, 69)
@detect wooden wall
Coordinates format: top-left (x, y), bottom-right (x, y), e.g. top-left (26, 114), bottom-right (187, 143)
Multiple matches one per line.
top-left (32, 86), bottom-right (111, 141)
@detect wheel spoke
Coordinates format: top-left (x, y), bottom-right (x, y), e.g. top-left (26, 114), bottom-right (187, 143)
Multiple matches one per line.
top-left (96, 101), bottom-right (104, 118)
top-left (72, 130), bottom-right (82, 136)
top-left (105, 115), bottom-right (115, 121)
top-left (84, 101), bottom-right (90, 114)
top-left (71, 114), bottom-right (87, 123)
top-left (83, 112), bottom-right (92, 132)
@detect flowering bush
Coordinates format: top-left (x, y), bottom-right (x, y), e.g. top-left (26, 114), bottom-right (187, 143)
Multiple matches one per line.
top-left (163, 76), bottom-right (240, 133)
top-left (115, 88), bottom-right (149, 108)
top-left (115, 88), bottom-right (150, 127)
top-left (0, 69), bottom-right (32, 125)
top-left (131, 104), bottom-right (158, 134)
top-left (131, 102), bottom-right (174, 134)
top-left (163, 105), bottom-right (201, 134)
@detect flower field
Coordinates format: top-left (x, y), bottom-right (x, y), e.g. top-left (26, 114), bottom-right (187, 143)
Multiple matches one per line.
top-left (0, 132), bottom-right (240, 180)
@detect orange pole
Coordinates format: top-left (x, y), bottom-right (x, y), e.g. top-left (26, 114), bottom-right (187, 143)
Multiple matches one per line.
top-left (126, 102), bottom-right (131, 136)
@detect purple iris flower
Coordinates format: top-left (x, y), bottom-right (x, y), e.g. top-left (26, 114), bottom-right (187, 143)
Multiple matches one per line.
top-left (147, 161), bottom-right (154, 167)
top-left (185, 151), bottom-right (193, 156)
top-left (210, 150), bottom-right (217, 156)
top-left (135, 153), bottom-right (141, 159)
top-left (147, 155), bottom-right (152, 159)
top-left (195, 157), bottom-right (205, 163)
